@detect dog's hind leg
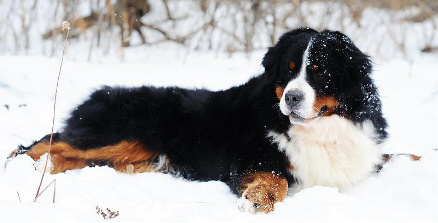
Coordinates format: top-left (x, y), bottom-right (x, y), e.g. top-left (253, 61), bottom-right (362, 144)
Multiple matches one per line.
top-left (10, 137), bottom-right (161, 174)
top-left (22, 140), bottom-right (89, 173)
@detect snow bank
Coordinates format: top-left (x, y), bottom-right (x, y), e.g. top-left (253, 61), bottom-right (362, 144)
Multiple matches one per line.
top-left (0, 46), bottom-right (437, 222)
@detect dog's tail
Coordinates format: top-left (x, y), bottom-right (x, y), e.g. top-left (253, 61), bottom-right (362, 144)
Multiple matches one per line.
top-left (375, 153), bottom-right (422, 172)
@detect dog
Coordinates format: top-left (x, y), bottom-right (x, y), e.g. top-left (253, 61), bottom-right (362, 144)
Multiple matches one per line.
top-left (8, 27), bottom-right (388, 213)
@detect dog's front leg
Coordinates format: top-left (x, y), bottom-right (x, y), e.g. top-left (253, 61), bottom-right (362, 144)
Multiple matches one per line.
top-left (237, 172), bottom-right (288, 213)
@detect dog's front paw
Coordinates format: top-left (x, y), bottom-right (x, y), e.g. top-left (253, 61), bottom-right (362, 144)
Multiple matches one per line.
top-left (237, 172), bottom-right (288, 213)
top-left (237, 196), bottom-right (258, 214)
top-left (238, 189), bottom-right (276, 213)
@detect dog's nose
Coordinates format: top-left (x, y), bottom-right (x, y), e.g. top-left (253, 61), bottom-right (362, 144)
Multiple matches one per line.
top-left (285, 90), bottom-right (304, 108)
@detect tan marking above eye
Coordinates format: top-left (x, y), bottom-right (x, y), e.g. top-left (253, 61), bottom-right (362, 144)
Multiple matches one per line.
top-left (289, 61), bottom-right (296, 70)
top-left (311, 64), bottom-right (319, 71)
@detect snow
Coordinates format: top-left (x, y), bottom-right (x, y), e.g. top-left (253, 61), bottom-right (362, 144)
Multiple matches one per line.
top-left (1, 42), bottom-right (438, 222)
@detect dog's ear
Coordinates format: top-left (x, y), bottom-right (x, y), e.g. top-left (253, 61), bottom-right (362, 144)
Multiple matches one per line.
top-left (323, 30), bottom-right (374, 97)
top-left (328, 31), bottom-right (382, 115)
top-left (331, 31), bottom-right (372, 77)
top-left (261, 41), bottom-right (282, 73)
top-left (262, 27), bottom-right (318, 75)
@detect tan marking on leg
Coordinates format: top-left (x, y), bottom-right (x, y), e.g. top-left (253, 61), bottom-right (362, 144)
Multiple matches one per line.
top-left (50, 154), bottom-right (88, 174)
top-left (240, 172), bottom-right (288, 213)
top-left (275, 87), bottom-right (284, 101)
top-left (26, 141), bottom-right (65, 161)
top-left (26, 140), bottom-right (159, 174)
top-left (113, 160), bottom-right (158, 173)
top-left (313, 95), bottom-right (339, 116)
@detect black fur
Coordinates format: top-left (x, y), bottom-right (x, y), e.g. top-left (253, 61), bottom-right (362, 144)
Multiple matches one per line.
top-left (264, 28), bottom-right (387, 140)
top-left (24, 27), bottom-right (387, 196)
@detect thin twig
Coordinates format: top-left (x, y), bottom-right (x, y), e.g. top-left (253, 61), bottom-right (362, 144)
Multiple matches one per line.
top-left (34, 21), bottom-right (70, 203)
top-left (53, 179), bottom-right (56, 203)
top-left (17, 191), bottom-right (21, 203)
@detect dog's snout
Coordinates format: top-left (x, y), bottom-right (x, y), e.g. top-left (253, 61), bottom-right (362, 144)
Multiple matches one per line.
top-left (285, 90), bottom-right (304, 108)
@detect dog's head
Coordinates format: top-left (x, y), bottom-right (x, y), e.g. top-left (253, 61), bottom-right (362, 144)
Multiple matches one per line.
top-left (263, 28), bottom-right (383, 128)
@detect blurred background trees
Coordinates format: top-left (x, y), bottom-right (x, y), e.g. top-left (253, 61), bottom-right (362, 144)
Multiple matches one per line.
top-left (0, 0), bottom-right (436, 60)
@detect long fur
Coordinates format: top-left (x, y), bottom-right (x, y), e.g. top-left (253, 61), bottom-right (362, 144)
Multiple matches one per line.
top-left (13, 27), bottom-right (387, 213)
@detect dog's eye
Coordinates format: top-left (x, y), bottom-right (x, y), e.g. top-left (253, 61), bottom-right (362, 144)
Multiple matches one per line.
top-left (316, 69), bottom-right (331, 78)
top-left (309, 64), bottom-right (326, 77)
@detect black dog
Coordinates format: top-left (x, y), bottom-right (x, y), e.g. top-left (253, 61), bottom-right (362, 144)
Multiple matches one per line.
top-left (9, 28), bottom-right (387, 213)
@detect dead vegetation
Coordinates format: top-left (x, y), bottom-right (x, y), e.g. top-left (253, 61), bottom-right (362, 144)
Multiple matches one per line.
top-left (96, 206), bottom-right (120, 220)
top-left (0, 0), bottom-right (436, 59)
top-left (33, 21), bottom-right (70, 204)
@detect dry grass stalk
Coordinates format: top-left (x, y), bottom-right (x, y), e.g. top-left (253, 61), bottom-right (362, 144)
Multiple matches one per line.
top-left (17, 191), bottom-right (21, 203)
top-left (34, 179), bottom-right (57, 203)
top-left (34, 21), bottom-right (70, 203)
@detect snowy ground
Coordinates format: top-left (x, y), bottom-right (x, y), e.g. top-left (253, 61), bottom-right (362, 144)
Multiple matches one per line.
top-left (0, 44), bottom-right (437, 222)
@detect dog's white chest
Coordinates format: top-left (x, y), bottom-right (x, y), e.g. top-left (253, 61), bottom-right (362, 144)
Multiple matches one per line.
top-left (270, 115), bottom-right (382, 192)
